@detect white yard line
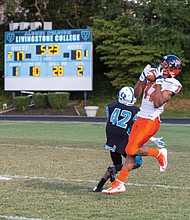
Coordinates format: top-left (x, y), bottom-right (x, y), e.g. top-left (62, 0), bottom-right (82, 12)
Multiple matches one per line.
top-left (0, 174), bottom-right (189, 190)
top-left (0, 143), bottom-right (103, 152)
top-left (125, 182), bottom-right (190, 190)
top-left (0, 215), bottom-right (44, 220)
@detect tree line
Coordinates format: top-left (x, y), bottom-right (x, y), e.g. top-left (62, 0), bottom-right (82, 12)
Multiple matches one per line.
top-left (0, 0), bottom-right (190, 96)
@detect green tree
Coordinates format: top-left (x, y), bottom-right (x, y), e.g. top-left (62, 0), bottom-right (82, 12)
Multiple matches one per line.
top-left (91, 0), bottom-right (190, 90)
top-left (0, 24), bottom-right (8, 90)
top-left (2, 0), bottom-right (23, 22)
top-left (135, 0), bottom-right (190, 91)
top-left (46, 0), bottom-right (126, 29)
top-left (4, 0), bottom-right (49, 23)
top-left (91, 16), bottom-right (161, 88)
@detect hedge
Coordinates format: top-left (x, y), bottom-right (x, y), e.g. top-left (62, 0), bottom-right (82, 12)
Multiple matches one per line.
top-left (47, 92), bottom-right (70, 111)
top-left (33, 93), bottom-right (48, 109)
top-left (13, 96), bottom-right (29, 112)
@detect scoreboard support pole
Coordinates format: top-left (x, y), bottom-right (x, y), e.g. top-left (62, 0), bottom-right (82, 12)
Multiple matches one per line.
top-left (12, 92), bottom-right (15, 108)
top-left (84, 91), bottom-right (87, 107)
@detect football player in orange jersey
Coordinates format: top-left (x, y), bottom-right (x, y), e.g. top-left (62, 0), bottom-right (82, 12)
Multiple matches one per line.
top-left (92, 86), bottom-right (165, 192)
top-left (102, 54), bottom-right (182, 194)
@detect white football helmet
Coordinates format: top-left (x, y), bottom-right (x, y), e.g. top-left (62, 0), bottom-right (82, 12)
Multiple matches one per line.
top-left (118, 86), bottom-right (136, 106)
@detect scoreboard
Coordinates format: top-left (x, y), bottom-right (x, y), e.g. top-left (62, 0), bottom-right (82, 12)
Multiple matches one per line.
top-left (4, 29), bottom-right (93, 91)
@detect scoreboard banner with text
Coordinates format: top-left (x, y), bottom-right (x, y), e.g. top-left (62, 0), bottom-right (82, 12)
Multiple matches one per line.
top-left (4, 29), bottom-right (93, 91)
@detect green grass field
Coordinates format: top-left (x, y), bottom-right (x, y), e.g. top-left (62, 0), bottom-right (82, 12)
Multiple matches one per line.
top-left (0, 121), bottom-right (190, 220)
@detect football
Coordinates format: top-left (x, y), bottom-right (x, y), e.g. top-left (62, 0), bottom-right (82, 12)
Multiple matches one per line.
top-left (146, 68), bottom-right (156, 82)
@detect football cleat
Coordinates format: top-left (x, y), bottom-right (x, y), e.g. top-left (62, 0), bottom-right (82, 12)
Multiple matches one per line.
top-left (156, 148), bottom-right (168, 172)
top-left (102, 179), bottom-right (125, 194)
top-left (92, 186), bottom-right (102, 192)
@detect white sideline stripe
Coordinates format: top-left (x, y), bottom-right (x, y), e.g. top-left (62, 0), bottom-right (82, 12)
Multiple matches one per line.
top-left (0, 176), bottom-right (12, 180)
top-left (0, 215), bottom-right (44, 220)
top-left (1, 143), bottom-right (187, 155)
top-left (125, 182), bottom-right (190, 190)
top-left (0, 144), bottom-right (182, 157)
top-left (0, 143), bottom-right (103, 152)
top-left (0, 174), bottom-right (190, 190)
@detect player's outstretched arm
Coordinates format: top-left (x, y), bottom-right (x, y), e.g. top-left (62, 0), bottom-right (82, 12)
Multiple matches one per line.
top-left (134, 80), bottom-right (146, 98)
top-left (134, 64), bottom-right (151, 98)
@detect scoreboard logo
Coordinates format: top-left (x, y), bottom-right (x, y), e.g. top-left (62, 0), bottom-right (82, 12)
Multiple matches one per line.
top-left (6, 33), bottom-right (15, 43)
top-left (81, 31), bottom-right (91, 41)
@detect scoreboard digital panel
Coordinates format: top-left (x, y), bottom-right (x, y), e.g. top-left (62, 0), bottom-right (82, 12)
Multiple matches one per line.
top-left (4, 29), bottom-right (93, 91)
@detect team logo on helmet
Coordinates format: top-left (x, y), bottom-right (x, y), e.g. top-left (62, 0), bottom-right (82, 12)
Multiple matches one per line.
top-left (120, 92), bottom-right (127, 100)
top-left (173, 60), bottom-right (181, 68)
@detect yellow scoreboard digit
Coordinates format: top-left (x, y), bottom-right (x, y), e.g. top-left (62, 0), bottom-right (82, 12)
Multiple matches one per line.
top-left (48, 45), bottom-right (59, 55)
top-left (13, 67), bottom-right (19, 76)
top-left (52, 66), bottom-right (64, 76)
top-left (30, 66), bottom-right (40, 76)
top-left (14, 51), bottom-right (25, 61)
top-left (71, 50), bottom-right (82, 60)
top-left (8, 52), bottom-right (12, 59)
top-left (77, 66), bottom-right (84, 76)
